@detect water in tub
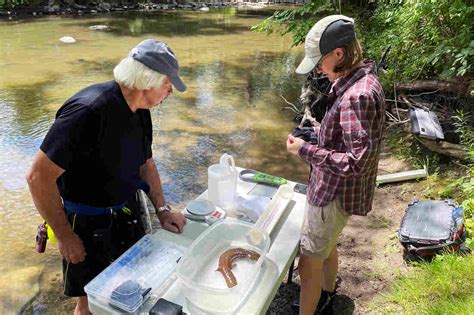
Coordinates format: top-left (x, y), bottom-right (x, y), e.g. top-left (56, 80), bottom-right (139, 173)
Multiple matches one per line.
top-left (193, 243), bottom-right (260, 289)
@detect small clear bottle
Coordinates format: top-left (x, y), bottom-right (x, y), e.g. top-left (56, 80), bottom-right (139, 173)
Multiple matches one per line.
top-left (452, 206), bottom-right (464, 231)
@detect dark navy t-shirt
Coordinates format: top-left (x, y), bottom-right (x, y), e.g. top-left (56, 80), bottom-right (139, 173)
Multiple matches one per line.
top-left (40, 81), bottom-right (152, 207)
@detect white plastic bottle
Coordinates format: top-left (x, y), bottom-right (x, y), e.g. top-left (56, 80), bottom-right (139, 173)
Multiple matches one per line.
top-left (207, 153), bottom-right (237, 212)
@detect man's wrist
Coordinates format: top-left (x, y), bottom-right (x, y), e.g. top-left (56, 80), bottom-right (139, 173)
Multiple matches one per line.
top-left (52, 219), bottom-right (76, 241)
top-left (156, 204), bottom-right (171, 216)
top-left (55, 228), bottom-right (77, 242)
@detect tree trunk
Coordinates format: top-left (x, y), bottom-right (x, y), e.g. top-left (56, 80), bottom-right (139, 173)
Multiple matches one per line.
top-left (396, 80), bottom-right (470, 97)
top-left (415, 136), bottom-right (468, 161)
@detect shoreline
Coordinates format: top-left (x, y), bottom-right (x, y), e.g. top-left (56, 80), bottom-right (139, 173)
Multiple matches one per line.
top-left (0, 2), bottom-right (282, 21)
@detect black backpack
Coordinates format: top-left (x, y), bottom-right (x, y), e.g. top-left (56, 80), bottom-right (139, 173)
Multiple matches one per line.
top-left (397, 200), bottom-right (468, 258)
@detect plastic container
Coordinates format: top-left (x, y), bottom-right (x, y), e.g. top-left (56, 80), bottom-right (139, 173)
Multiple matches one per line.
top-left (255, 184), bottom-right (294, 234)
top-left (452, 206), bottom-right (464, 231)
top-left (176, 220), bottom-right (270, 314)
top-left (84, 234), bottom-right (185, 313)
top-left (207, 153), bottom-right (238, 212)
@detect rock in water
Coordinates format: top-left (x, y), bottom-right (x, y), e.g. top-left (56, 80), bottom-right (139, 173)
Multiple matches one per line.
top-left (97, 2), bottom-right (112, 12)
top-left (88, 25), bottom-right (108, 30)
top-left (59, 36), bottom-right (76, 43)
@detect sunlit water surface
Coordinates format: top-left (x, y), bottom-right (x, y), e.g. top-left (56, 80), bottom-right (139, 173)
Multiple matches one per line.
top-left (0, 7), bottom-right (308, 312)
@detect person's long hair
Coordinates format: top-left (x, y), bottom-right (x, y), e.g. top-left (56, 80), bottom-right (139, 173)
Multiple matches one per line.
top-left (334, 38), bottom-right (363, 74)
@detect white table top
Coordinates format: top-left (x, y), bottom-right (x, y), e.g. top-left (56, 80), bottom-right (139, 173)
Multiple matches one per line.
top-left (89, 172), bottom-right (307, 315)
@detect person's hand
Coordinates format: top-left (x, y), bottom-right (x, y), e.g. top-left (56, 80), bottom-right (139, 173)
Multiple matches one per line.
top-left (314, 124), bottom-right (321, 134)
top-left (57, 232), bottom-right (86, 264)
top-left (158, 210), bottom-right (187, 233)
top-left (287, 134), bottom-right (305, 155)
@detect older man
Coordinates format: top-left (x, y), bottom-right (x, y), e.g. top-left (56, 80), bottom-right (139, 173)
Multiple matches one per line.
top-left (26, 39), bottom-right (187, 315)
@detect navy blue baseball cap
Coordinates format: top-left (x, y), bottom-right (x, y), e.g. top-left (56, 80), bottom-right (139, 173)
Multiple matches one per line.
top-left (129, 39), bottom-right (187, 92)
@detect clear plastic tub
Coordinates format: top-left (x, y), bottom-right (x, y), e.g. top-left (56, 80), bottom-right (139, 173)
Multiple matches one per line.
top-left (84, 234), bottom-right (185, 313)
top-left (176, 220), bottom-right (270, 314)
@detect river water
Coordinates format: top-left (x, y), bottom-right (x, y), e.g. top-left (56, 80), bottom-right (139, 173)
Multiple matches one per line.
top-left (0, 7), bottom-right (308, 312)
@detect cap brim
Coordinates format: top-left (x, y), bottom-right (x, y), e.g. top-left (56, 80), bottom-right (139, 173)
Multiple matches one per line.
top-left (295, 56), bottom-right (320, 74)
top-left (169, 75), bottom-right (187, 92)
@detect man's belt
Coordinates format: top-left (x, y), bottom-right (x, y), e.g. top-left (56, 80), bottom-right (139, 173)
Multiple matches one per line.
top-left (64, 200), bottom-right (128, 216)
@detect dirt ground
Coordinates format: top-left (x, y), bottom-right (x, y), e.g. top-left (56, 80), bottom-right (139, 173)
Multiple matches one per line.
top-left (23, 151), bottom-right (424, 314)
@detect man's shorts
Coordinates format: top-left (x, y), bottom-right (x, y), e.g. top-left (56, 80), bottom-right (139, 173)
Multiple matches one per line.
top-left (300, 198), bottom-right (350, 259)
top-left (62, 193), bottom-right (145, 297)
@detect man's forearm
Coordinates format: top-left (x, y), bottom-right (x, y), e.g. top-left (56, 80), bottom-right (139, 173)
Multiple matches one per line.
top-left (26, 151), bottom-right (74, 240)
top-left (140, 158), bottom-right (166, 210)
top-left (27, 175), bottom-right (73, 240)
top-left (140, 159), bottom-right (186, 233)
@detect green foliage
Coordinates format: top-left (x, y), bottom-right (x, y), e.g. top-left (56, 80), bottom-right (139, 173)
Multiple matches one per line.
top-left (452, 109), bottom-right (474, 151)
top-left (251, 0), bottom-right (335, 47)
top-left (439, 175), bottom-right (474, 202)
top-left (0, 0), bottom-right (46, 10)
top-left (0, 0), bottom-right (28, 10)
top-left (253, 0), bottom-right (473, 85)
top-left (369, 253), bottom-right (474, 314)
top-left (366, 0), bottom-right (474, 82)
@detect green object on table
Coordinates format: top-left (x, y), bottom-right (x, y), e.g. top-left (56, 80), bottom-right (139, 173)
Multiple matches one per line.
top-left (239, 169), bottom-right (287, 187)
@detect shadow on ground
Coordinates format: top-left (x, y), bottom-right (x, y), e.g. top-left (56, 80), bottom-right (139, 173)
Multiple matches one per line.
top-left (266, 276), bottom-right (356, 315)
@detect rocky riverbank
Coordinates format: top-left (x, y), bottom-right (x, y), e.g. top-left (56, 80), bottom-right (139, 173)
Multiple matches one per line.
top-left (0, 1), bottom-right (253, 20)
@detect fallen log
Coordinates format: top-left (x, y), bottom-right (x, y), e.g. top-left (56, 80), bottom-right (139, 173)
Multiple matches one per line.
top-left (396, 80), bottom-right (470, 97)
top-left (414, 136), bottom-right (468, 161)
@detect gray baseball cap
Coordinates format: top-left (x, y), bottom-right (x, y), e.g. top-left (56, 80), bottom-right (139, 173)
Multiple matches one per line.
top-left (129, 39), bottom-right (187, 92)
top-left (296, 15), bottom-right (355, 75)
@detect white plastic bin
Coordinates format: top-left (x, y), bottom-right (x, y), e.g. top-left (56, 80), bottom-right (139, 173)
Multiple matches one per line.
top-left (176, 220), bottom-right (270, 314)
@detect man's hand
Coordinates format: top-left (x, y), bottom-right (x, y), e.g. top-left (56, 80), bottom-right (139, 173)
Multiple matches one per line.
top-left (158, 211), bottom-right (187, 233)
top-left (287, 134), bottom-right (305, 155)
top-left (57, 232), bottom-right (86, 264)
top-left (27, 151), bottom-right (85, 263)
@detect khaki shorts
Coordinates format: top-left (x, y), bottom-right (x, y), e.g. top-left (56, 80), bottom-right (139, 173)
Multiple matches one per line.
top-left (300, 199), bottom-right (350, 259)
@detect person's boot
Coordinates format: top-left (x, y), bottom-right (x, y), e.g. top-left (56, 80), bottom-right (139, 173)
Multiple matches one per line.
top-left (291, 290), bottom-right (336, 314)
top-left (315, 290), bottom-right (335, 314)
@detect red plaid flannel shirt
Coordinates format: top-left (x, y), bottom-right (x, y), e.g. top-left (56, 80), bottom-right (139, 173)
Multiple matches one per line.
top-left (298, 60), bottom-right (385, 215)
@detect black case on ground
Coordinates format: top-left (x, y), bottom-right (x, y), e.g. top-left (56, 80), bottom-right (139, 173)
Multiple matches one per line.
top-left (397, 200), bottom-right (466, 257)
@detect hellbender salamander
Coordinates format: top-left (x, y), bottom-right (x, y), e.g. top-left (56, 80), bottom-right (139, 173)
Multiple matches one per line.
top-left (216, 248), bottom-right (260, 288)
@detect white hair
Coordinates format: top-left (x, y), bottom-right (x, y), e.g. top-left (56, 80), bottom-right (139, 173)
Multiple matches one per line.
top-left (113, 57), bottom-right (165, 90)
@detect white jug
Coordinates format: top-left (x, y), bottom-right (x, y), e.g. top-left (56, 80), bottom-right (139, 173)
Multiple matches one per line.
top-left (207, 153), bottom-right (238, 211)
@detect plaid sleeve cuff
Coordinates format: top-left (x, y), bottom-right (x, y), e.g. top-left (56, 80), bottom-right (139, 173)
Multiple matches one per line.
top-left (298, 141), bottom-right (316, 163)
